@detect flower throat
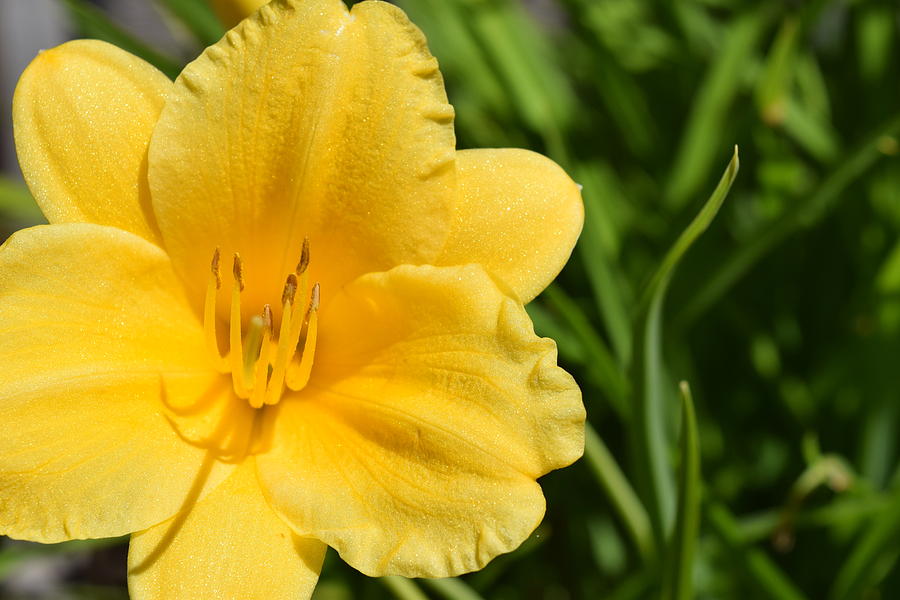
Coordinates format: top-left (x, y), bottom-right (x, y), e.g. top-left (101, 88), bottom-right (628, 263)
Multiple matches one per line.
top-left (203, 239), bottom-right (319, 408)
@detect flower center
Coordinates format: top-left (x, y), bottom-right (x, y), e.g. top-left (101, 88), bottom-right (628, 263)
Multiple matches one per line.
top-left (203, 239), bottom-right (319, 408)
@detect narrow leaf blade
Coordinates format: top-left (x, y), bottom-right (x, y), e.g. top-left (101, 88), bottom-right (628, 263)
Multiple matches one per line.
top-left (662, 382), bottom-right (701, 600)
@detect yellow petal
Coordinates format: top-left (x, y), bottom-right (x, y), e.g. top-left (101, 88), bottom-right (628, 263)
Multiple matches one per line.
top-left (256, 264), bottom-right (584, 577)
top-left (12, 40), bottom-right (170, 244)
top-left (0, 224), bottom-right (237, 542)
top-left (209, 0), bottom-right (267, 28)
top-left (436, 149), bottom-right (584, 303)
top-left (149, 0), bottom-right (456, 314)
top-left (128, 460), bottom-right (326, 600)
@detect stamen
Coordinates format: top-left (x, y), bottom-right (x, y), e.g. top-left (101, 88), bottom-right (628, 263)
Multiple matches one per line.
top-left (203, 248), bottom-right (228, 372)
top-left (265, 273), bottom-right (305, 405)
top-left (203, 241), bottom-right (319, 408)
top-left (248, 305), bottom-right (273, 409)
top-left (286, 283), bottom-right (319, 392)
top-left (229, 253), bottom-right (249, 398)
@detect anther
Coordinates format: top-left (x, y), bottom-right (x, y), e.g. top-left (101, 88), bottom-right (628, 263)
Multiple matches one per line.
top-left (203, 247), bottom-right (228, 372)
top-left (263, 304), bottom-right (273, 334)
top-left (282, 273), bottom-right (298, 307)
top-left (210, 248), bottom-right (221, 289)
top-left (309, 281), bottom-right (320, 313)
top-left (297, 237), bottom-right (310, 275)
top-left (233, 253), bottom-right (245, 292)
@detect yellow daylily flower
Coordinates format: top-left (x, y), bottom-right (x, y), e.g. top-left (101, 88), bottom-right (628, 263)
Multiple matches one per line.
top-left (3, 0), bottom-right (585, 598)
top-left (209, 0), bottom-right (268, 29)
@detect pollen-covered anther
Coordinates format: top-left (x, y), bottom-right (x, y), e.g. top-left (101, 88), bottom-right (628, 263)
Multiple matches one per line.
top-left (297, 237), bottom-right (310, 274)
top-left (203, 244), bottom-right (320, 408)
top-left (202, 247), bottom-right (228, 373)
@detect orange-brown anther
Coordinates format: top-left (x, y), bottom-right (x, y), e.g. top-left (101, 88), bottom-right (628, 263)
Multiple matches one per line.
top-left (308, 282), bottom-right (320, 314)
top-left (282, 273), bottom-right (298, 307)
top-left (232, 253), bottom-right (245, 292)
top-left (210, 247), bottom-right (221, 289)
top-left (297, 237), bottom-right (310, 275)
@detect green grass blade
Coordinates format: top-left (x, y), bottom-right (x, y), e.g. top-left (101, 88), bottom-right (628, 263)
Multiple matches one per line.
top-left (526, 301), bottom-right (586, 365)
top-left (859, 400), bottom-right (898, 490)
top-left (661, 382), bottom-right (701, 600)
top-left (154, 0), bottom-right (225, 47)
top-left (59, 0), bottom-right (182, 79)
top-left (606, 569), bottom-right (654, 600)
top-left (396, 0), bottom-right (510, 118)
top-left (634, 148), bottom-right (738, 543)
top-left (641, 146), bottom-right (740, 311)
top-left (676, 113), bottom-right (900, 329)
top-left (794, 52), bottom-right (831, 121)
top-left (755, 17), bottom-right (798, 126)
top-left (708, 503), bottom-right (808, 600)
top-left (635, 276), bottom-right (676, 542)
top-left (422, 578), bottom-right (485, 600)
top-left (468, 1), bottom-right (575, 152)
top-left (665, 8), bottom-right (769, 209)
top-left (380, 577), bottom-right (431, 600)
top-left (855, 4), bottom-right (895, 83)
top-left (584, 422), bottom-right (655, 561)
top-left (575, 163), bottom-right (633, 366)
top-left (592, 52), bottom-right (656, 158)
top-left (753, 17), bottom-right (839, 163)
top-left (830, 488), bottom-right (900, 600)
top-left (542, 284), bottom-right (631, 419)
top-left (782, 97), bottom-right (840, 163)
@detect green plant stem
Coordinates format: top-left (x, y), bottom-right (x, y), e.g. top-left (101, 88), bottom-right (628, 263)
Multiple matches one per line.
top-left (380, 576), bottom-right (431, 600)
top-left (662, 382), bottom-right (701, 600)
top-left (421, 578), bottom-right (485, 600)
top-left (584, 422), bottom-right (655, 561)
top-left (633, 148), bottom-right (739, 544)
top-left (543, 284), bottom-right (630, 419)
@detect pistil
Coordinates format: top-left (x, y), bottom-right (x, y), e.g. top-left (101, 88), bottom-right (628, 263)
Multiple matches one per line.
top-left (248, 305), bottom-right (273, 409)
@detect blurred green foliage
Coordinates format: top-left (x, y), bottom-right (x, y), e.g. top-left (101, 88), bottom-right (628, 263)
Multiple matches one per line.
top-left (3, 0), bottom-right (900, 598)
